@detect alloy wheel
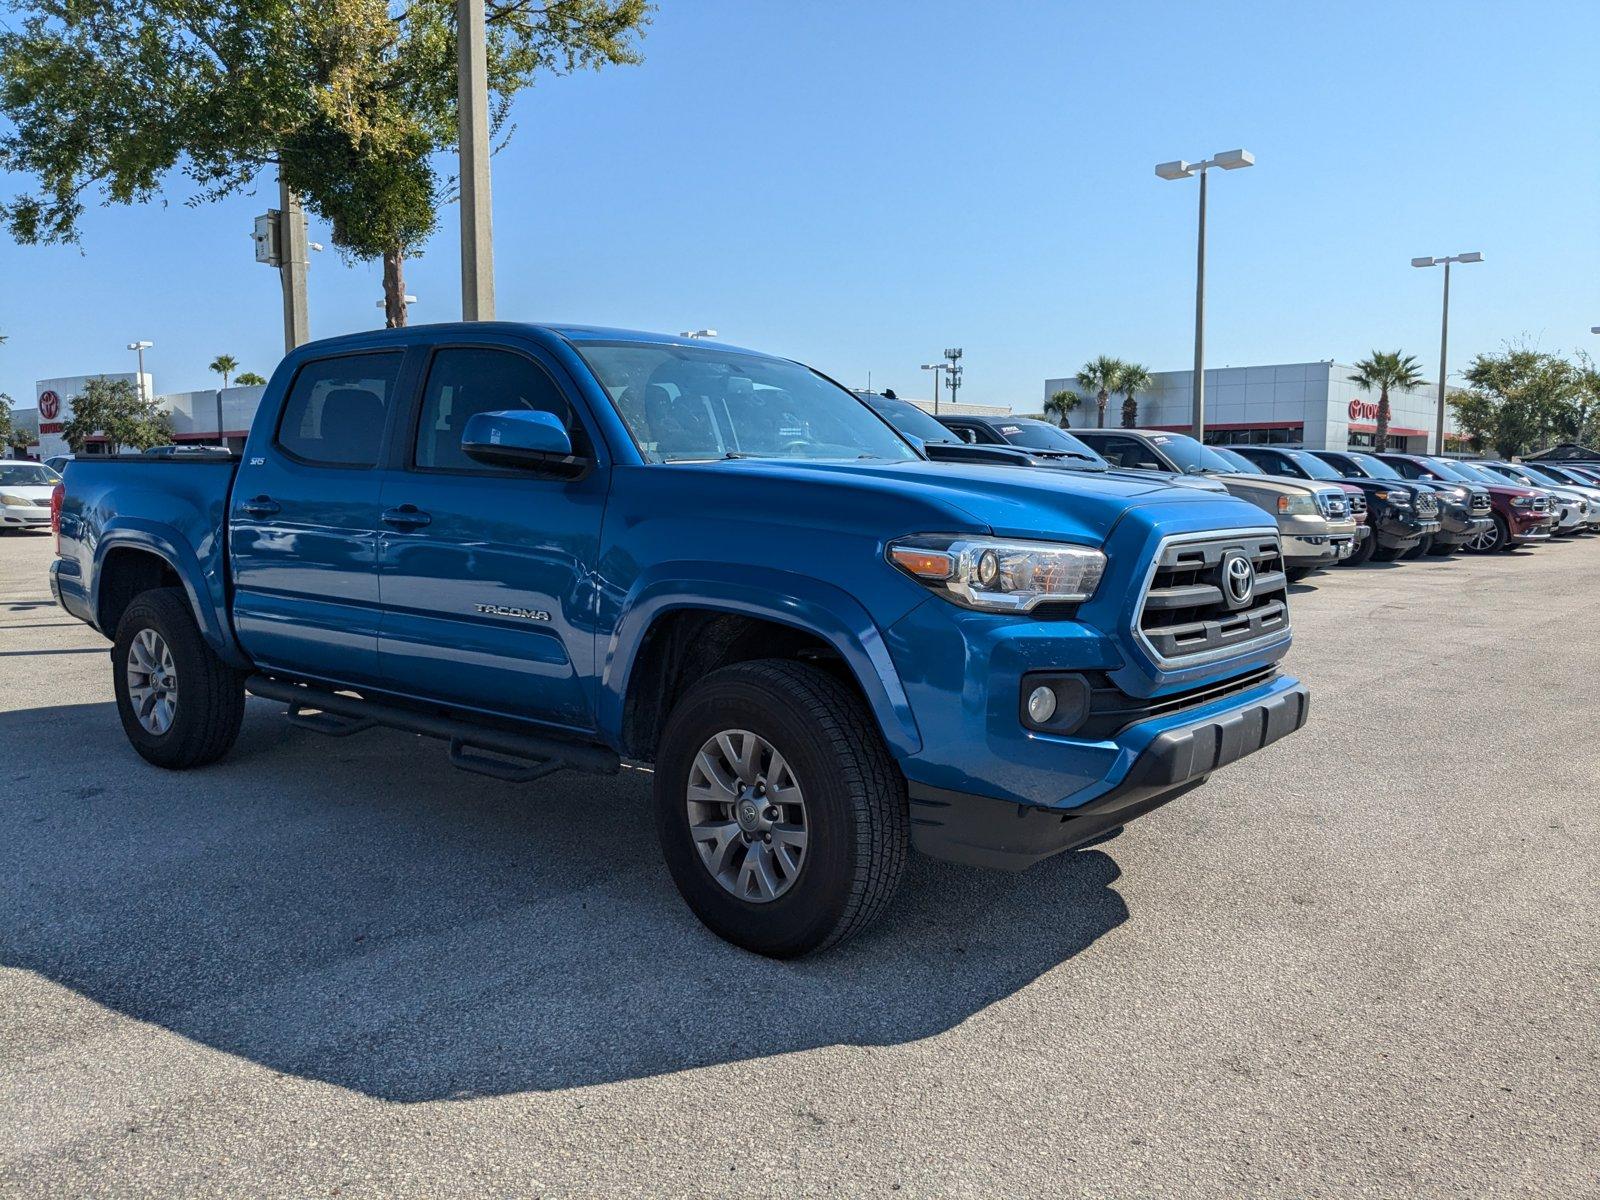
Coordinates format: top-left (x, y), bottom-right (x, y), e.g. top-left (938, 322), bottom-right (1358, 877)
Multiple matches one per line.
top-left (685, 729), bottom-right (809, 903)
top-left (126, 628), bottom-right (178, 735)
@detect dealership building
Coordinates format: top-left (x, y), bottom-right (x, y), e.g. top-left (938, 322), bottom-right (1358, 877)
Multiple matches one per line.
top-left (15, 374), bottom-right (268, 460)
top-left (1042, 360), bottom-right (1464, 453)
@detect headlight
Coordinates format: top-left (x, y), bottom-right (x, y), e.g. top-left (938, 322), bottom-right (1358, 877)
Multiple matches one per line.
top-left (0, 493), bottom-right (33, 507)
top-left (1276, 494), bottom-right (1317, 515)
top-left (1510, 495), bottom-right (1534, 508)
top-left (1450, 487), bottom-right (1469, 501)
top-left (888, 535), bottom-right (1106, 612)
top-left (1374, 488), bottom-right (1411, 506)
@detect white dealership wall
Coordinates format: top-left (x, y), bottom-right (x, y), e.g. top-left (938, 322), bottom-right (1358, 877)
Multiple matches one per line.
top-left (1043, 361), bottom-right (1463, 452)
top-left (17, 375), bottom-right (265, 459)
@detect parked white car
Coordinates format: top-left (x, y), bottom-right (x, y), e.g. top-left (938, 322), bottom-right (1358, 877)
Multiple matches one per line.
top-left (0, 459), bottom-right (61, 533)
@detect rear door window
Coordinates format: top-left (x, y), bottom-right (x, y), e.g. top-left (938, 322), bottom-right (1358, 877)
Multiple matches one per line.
top-left (276, 353), bottom-right (403, 467)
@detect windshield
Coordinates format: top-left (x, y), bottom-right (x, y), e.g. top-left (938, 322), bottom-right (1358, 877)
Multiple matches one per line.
top-left (1444, 460), bottom-right (1503, 485)
top-left (1348, 452), bottom-right (1403, 480)
top-left (859, 394), bottom-right (959, 445)
top-left (1278, 449), bottom-right (1346, 481)
top-left (1517, 463), bottom-right (1570, 487)
top-left (1149, 432), bottom-right (1239, 474)
top-left (0, 463), bottom-right (60, 487)
top-left (1421, 457), bottom-right (1475, 482)
top-left (1476, 461), bottom-right (1534, 486)
top-left (993, 421), bottom-right (1106, 464)
top-left (1207, 447), bottom-right (1259, 473)
top-left (575, 342), bottom-right (918, 464)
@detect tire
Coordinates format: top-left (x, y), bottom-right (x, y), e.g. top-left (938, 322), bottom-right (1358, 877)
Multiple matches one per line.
top-left (653, 658), bottom-right (908, 957)
top-left (1372, 542), bottom-right (1405, 562)
top-left (111, 587), bottom-right (246, 769)
top-left (1342, 532), bottom-right (1376, 566)
top-left (1464, 514), bottom-right (1507, 554)
top-left (1285, 566), bottom-right (1314, 583)
top-left (1425, 538), bottom-right (1458, 557)
top-left (1401, 534), bottom-right (1433, 561)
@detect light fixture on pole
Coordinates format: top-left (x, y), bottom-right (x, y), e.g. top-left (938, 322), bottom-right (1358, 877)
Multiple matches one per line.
top-left (126, 340), bottom-right (153, 403)
top-left (376, 295), bottom-right (419, 309)
top-left (1155, 148), bottom-right (1255, 440)
top-left (920, 363), bottom-right (946, 413)
top-left (680, 329), bottom-right (718, 339)
top-left (1412, 252), bottom-right (1483, 454)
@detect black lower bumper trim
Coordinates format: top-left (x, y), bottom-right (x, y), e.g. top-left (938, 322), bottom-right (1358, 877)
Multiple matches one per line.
top-left (909, 682), bottom-right (1310, 871)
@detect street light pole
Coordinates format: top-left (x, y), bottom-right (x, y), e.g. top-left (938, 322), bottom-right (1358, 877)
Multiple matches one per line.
top-left (457, 0), bottom-right (495, 321)
top-left (126, 340), bottom-right (152, 402)
top-left (278, 176), bottom-right (310, 351)
top-left (920, 363), bottom-right (944, 413)
top-left (1412, 252), bottom-right (1483, 454)
top-left (1156, 149), bottom-right (1254, 441)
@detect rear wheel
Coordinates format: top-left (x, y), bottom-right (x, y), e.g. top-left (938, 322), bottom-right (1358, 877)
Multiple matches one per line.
top-left (653, 659), bottom-right (908, 957)
top-left (112, 588), bottom-right (246, 769)
top-left (1464, 515), bottom-right (1507, 554)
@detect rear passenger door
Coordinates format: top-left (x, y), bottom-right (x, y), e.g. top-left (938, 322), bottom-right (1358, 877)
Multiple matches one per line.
top-left (374, 342), bottom-right (609, 734)
top-left (229, 351), bottom-right (404, 687)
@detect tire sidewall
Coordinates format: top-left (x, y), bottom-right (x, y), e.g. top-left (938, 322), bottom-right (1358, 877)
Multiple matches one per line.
top-left (111, 593), bottom-right (207, 766)
top-left (654, 675), bottom-right (861, 956)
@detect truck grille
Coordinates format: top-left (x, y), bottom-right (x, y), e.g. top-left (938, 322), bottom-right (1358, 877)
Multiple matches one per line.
top-left (1469, 491), bottom-right (1490, 514)
top-left (1316, 490), bottom-right (1349, 519)
top-left (1531, 496), bottom-right (1550, 513)
top-left (1136, 532), bottom-right (1290, 665)
top-left (1348, 492), bottom-right (1367, 517)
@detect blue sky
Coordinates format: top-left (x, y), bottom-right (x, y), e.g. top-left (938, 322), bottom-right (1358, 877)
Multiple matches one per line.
top-left (1, 0), bottom-right (1595, 410)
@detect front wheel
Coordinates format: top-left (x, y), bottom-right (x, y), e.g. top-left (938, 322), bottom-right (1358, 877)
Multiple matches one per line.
top-left (1401, 534), bottom-right (1433, 561)
top-left (653, 659), bottom-right (908, 957)
top-left (1425, 538), bottom-right (1459, 557)
top-left (112, 588), bottom-right (246, 769)
top-left (1342, 532), bottom-right (1376, 566)
top-left (1464, 515), bottom-right (1507, 554)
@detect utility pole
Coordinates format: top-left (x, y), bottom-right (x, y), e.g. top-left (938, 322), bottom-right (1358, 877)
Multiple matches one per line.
top-left (920, 363), bottom-right (944, 413)
top-left (1412, 252), bottom-right (1483, 454)
top-left (943, 347), bottom-right (963, 408)
top-left (458, 0), bottom-right (495, 320)
top-left (278, 176), bottom-right (310, 352)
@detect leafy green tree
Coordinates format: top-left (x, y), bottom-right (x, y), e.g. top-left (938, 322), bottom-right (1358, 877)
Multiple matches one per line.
top-left (1454, 347), bottom-right (1580, 457)
top-left (0, 392), bottom-right (13, 450)
top-left (1044, 389), bottom-right (1083, 428)
top-left (1076, 356), bottom-right (1125, 427)
top-left (235, 372), bottom-right (269, 387)
top-left (61, 376), bottom-right (172, 453)
top-left (1348, 351), bottom-right (1425, 451)
top-left (1117, 362), bottom-right (1152, 429)
top-left (0, 1), bottom-right (652, 324)
top-left (209, 355), bottom-right (239, 388)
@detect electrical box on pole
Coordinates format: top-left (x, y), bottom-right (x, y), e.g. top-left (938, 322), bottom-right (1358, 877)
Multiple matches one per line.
top-left (253, 211), bottom-right (282, 267)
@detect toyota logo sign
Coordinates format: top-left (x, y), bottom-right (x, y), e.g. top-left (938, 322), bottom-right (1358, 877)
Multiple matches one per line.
top-left (38, 390), bottom-right (60, 420)
top-left (1221, 550), bottom-right (1256, 609)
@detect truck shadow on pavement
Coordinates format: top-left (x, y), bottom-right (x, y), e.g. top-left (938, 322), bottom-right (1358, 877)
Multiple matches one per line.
top-left (2, 699), bottom-right (1129, 1102)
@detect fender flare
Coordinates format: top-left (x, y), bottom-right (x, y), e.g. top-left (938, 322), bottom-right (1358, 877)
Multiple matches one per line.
top-left (93, 521), bottom-right (249, 669)
top-left (601, 563), bottom-right (922, 759)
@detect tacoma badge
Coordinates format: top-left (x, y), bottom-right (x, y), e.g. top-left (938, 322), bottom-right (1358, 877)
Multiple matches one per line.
top-left (474, 604), bottom-right (551, 621)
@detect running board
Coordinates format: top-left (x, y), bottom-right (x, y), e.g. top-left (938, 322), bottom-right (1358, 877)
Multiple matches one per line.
top-left (245, 675), bottom-right (620, 778)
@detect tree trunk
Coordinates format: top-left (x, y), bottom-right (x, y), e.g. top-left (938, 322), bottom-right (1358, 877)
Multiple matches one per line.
top-left (383, 248), bottom-right (408, 328)
top-left (1375, 386), bottom-right (1390, 451)
top-left (1097, 390), bottom-right (1108, 425)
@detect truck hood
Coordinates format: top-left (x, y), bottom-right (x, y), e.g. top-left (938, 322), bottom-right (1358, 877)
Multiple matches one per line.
top-left (1214, 471), bottom-right (1318, 496)
top-left (682, 457), bottom-right (1260, 544)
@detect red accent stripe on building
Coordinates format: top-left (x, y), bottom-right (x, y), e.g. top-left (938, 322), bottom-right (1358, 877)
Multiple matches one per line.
top-left (1348, 423), bottom-right (1429, 436)
top-left (1140, 420), bottom-right (1305, 432)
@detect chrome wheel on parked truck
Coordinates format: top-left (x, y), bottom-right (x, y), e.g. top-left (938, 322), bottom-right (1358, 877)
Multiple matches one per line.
top-left (655, 659), bottom-right (907, 957)
top-left (125, 628), bottom-right (179, 735)
top-left (1464, 515), bottom-right (1506, 553)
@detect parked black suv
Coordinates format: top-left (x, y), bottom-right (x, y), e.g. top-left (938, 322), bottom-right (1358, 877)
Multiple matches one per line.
top-left (1372, 453), bottom-right (1496, 554)
top-left (1226, 445), bottom-right (1441, 563)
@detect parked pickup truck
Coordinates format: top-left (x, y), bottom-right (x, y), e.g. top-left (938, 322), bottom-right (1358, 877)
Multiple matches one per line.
top-left (1072, 429), bottom-right (1359, 579)
top-left (51, 324), bottom-right (1308, 956)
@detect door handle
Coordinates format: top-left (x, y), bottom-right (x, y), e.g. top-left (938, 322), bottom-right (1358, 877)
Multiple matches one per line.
top-left (381, 505), bottom-right (432, 530)
top-left (240, 495), bottom-right (280, 517)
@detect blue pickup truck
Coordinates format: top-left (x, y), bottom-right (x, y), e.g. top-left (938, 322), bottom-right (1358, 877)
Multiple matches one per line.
top-left (51, 324), bottom-right (1308, 955)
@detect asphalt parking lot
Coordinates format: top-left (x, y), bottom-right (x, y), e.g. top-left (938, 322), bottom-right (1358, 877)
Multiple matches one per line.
top-left (2, 530), bottom-right (1596, 1198)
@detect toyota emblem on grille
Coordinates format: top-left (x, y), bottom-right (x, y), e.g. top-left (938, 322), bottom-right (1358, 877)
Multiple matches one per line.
top-left (1221, 550), bottom-right (1256, 609)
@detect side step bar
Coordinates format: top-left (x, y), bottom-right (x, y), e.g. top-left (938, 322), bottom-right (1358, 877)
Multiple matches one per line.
top-left (244, 674), bottom-right (620, 778)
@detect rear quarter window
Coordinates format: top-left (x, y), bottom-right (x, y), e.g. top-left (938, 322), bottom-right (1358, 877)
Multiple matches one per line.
top-left (276, 353), bottom-right (404, 467)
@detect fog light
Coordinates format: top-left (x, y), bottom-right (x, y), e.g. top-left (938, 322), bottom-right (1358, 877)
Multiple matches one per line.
top-left (1026, 686), bottom-right (1057, 723)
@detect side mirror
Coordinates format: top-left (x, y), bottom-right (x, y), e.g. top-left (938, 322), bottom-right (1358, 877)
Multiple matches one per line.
top-left (460, 409), bottom-right (585, 476)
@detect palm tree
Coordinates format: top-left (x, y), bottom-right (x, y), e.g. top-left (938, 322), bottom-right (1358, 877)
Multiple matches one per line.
top-left (1117, 363), bottom-right (1152, 428)
top-left (1076, 356), bottom-right (1125, 427)
top-left (209, 354), bottom-right (239, 388)
top-left (235, 372), bottom-right (267, 387)
top-left (1044, 389), bottom-right (1084, 428)
top-left (1349, 351), bottom-right (1425, 450)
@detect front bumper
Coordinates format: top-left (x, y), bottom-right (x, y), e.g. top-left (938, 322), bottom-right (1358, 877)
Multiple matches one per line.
top-left (1282, 530), bottom-right (1356, 565)
top-left (910, 680), bottom-right (1311, 870)
top-left (1374, 510), bottom-right (1441, 550)
top-left (0, 503), bottom-right (50, 528)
